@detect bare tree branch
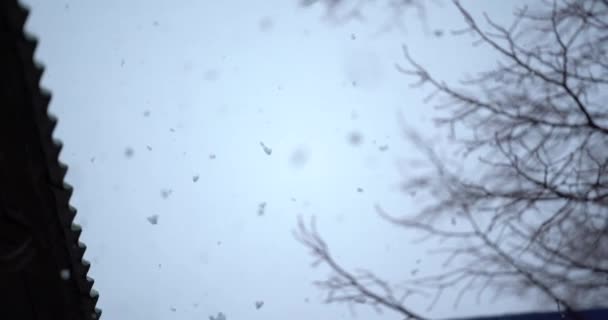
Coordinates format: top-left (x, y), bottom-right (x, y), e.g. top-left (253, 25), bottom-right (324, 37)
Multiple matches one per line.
top-left (293, 216), bottom-right (430, 320)
top-left (297, 0), bottom-right (608, 318)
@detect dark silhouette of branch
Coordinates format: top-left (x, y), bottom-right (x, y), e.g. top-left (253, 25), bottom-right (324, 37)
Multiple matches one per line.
top-left (392, 0), bottom-right (608, 311)
top-left (297, 0), bottom-right (608, 318)
top-left (293, 216), bottom-right (430, 320)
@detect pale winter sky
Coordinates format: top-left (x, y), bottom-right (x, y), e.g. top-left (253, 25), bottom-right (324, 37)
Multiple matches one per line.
top-left (23, 1), bottom-right (543, 319)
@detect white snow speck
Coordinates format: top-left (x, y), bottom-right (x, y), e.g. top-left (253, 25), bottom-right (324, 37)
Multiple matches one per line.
top-left (60, 269), bottom-right (71, 280)
top-left (209, 312), bottom-right (226, 320)
top-left (204, 69), bottom-right (219, 81)
top-left (147, 214), bottom-right (159, 225)
top-left (289, 147), bottom-right (309, 167)
top-left (259, 17), bottom-right (274, 32)
top-left (258, 202), bottom-right (266, 216)
top-left (255, 300), bottom-right (264, 309)
top-left (260, 142), bottom-right (272, 155)
top-left (124, 147), bottom-right (134, 158)
top-left (348, 131), bottom-right (363, 146)
top-left (160, 189), bottom-right (172, 199)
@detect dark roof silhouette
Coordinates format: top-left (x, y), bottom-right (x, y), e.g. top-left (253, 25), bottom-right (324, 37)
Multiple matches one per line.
top-left (0, 0), bottom-right (101, 319)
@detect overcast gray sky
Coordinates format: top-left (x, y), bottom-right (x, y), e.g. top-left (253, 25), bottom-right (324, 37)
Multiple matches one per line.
top-left (22, 1), bottom-right (543, 319)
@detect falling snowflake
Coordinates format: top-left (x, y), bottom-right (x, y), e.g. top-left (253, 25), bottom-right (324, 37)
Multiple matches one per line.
top-left (255, 300), bottom-right (264, 309)
top-left (170, 307), bottom-right (176, 312)
top-left (259, 17), bottom-right (274, 32)
top-left (357, 187), bottom-right (363, 193)
top-left (351, 33), bottom-right (356, 40)
top-left (143, 110), bottom-right (151, 117)
top-left (204, 69), bottom-right (219, 81)
top-left (260, 142), bottom-right (272, 155)
top-left (147, 214), bottom-right (159, 225)
top-left (348, 131), bottom-right (363, 146)
top-left (59, 269), bottom-right (71, 280)
top-left (290, 147), bottom-right (309, 167)
top-left (258, 202), bottom-right (267, 216)
top-left (146, 145), bottom-right (152, 151)
top-left (209, 312), bottom-right (226, 320)
top-left (124, 147), bottom-right (134, 158)
top-left (160, 189), bottom-right (172, 199)
top-left (209, 153), bottom-right (216, 159)
top-left (378, 145), bottom-right (389, 151)
top-left (193, 175), bottom-right (200, 182)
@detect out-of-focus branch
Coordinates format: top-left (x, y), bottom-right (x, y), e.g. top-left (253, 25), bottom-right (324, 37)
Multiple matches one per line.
top-left (294, 216), bottom-right (430, 320)
top-left (388, 0), bottom-right (608, 310)
top-left (297, 0), bottom-right (608, 317)
top-left (298, 0), bottom-right (437, 34)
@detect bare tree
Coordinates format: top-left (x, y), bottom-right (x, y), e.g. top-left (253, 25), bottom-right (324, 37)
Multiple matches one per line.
top-left (295, 1), bottom-right (608, 319)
